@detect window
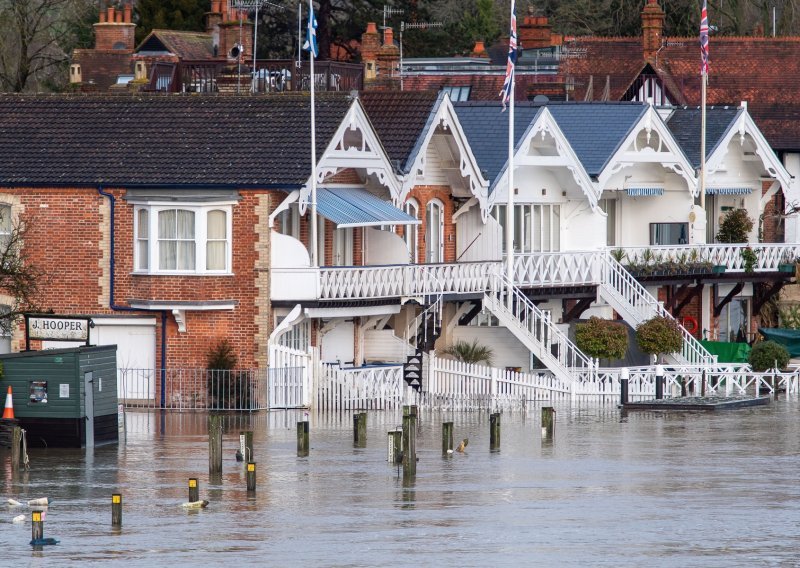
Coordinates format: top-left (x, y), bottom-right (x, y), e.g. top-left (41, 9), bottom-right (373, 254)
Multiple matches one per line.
top-left (650, 222), bottom-right (687, 246)
top-left (467, 307), bottom-right (499, 327)
top-left (0, 204), bottom-right (11, 250)
top-left (718, 298), bottom-right (749, 343)
top-left (135, 205), bottom-right (232, 274)
top-left (600, 198), bottom-right (616, 246)
top-left (442, 86), bottom-right (471, 102)
top-left (492, 204), bottom-right (561, 253)
top-left (276, 317), bottom-right (310, 351)
top-left (404, 198), bottom-right (419, 263)
top-left (426, 199), bottom-right (444, 263)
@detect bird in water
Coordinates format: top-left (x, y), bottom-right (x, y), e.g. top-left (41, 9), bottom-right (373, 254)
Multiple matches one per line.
top-left (456, 438), bottom-right (469, 453)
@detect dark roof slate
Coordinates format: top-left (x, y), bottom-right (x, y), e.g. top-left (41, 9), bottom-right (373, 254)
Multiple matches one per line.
top-left (360, 90), bottom-right (441, 173)
top-left (0, 93), bottom-right (353, 187)
top-left (665, 106), bottom-right (741, 168)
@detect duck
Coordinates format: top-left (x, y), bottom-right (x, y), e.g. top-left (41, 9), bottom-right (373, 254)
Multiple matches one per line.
top-left (456, 438), bottom-right (469, 453)
top-left (181, 500), bottom-right (209, 509)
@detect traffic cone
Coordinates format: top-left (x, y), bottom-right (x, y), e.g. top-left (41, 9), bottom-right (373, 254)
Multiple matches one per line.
top-left (2, 385), bottom-right (14, 419)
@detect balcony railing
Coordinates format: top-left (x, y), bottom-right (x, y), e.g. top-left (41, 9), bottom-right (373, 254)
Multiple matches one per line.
top-left (618, 244), bottom-right (800, 273)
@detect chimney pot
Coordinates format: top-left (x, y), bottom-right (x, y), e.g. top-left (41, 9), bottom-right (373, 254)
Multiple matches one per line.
top-left (99, 10), bottom-right (106, 23)
top-left (366, 22), bottom-right (377, 34)
top-left (124, 4), bottom-right (132, 24)
top-left (107, 6), bottom-right (115, 22)
top-left (383, 27), bottom-right (394, 46)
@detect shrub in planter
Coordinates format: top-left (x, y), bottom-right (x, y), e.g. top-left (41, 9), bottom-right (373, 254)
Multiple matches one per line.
top-left (636, 316), bottom-right (683, 361)
top-left (749, 340), bottom-right (790, 372)
top-left (440, 339), bottom-right (494, 366)
top-left (206, 339), bottom-right (250, 410)
top-left (716, 208), bottom-right (754, 243)
top-left (575, 317), bottom-right (628, 361)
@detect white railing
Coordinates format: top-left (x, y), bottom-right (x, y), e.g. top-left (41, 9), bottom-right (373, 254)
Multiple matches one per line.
top-left (512, 251), bottom-right (603, 287)
top-left (598, 254), bottom-right (714, 366)
top-left (618, 243), bottom-right (800, 273)
top-left (319, 261), bottom-right (496, 301)
top-left (268, 344), bottom-right (312, 408)
top-left (484, 272), bottom-right (596, 385)
top-left (316, 364), bottom-right (406, 410)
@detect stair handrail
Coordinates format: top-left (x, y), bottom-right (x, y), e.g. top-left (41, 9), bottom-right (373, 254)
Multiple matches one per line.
top-left (598, 253), bottom-right (715, 366)
top-left (404, 270), bottom-right (445, 357)
top-left (487, 270), bottom-right (595, 376)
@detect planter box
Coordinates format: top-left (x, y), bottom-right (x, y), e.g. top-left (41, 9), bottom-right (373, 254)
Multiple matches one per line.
top-left (778, 264), bottom-right (795, 274)
top-left (712, 265), bottom-right (727, 274)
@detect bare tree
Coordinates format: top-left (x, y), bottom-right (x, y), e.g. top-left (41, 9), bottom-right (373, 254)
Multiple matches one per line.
top-left (0, 215), bottom-right (44, 335)
top-left (0, 0), bottom-right (95, 92)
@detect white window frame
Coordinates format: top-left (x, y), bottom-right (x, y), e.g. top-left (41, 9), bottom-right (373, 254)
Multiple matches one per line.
top-left (404, 198), bottom-right (419, 263)
top-left (133, 202), bottom-right (234, 275)
top-left (426, 198), bottom-right (444, 264)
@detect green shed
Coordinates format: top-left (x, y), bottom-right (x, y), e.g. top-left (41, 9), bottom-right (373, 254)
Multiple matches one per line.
top-left (1, 345), bottom-right (118, 448)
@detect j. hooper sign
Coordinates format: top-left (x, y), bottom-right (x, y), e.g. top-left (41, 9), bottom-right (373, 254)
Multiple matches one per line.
top-left (25, 314), bottom-right (93, 348)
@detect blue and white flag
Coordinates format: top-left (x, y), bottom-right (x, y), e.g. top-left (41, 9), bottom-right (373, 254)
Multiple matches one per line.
top-left (500, 0), bottom-right (517, 109)
top-left (303, 0), bottom-right (318, 58)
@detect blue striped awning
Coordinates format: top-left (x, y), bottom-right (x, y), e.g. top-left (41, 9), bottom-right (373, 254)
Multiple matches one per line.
top-left (316, 188), bottom-right (420, 229)
top-left (705, 187), bottom-right (753, 195)
top-left (626, 187), bottom-right (664, 197)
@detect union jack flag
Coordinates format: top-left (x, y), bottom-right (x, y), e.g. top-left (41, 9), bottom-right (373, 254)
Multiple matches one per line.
top-left (500, 0), bottom-right (517, 109)
top-left (700, 0), bottom-right (709, 75)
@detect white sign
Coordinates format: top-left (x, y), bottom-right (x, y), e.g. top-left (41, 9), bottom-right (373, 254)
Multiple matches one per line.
top-left (28, 317), bottom-right (90, 341)
top-left (59, 384), bottom-right (69, 398)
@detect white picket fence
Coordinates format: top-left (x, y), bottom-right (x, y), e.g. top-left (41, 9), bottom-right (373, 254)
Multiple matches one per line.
top-left (316, 364), bottom-right (406, 410)
top-left (268, 344), bottom-right (313, 408)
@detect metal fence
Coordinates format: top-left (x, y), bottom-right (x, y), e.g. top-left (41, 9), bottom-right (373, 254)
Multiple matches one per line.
top-left (119, 368), bottom-right (303, 411)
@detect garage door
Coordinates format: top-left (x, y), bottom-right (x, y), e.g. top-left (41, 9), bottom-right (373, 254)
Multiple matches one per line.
top-left (43, 317), bottom-right (157, 401)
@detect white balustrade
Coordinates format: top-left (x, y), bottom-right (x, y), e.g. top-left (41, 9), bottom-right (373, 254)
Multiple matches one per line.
top-left (512, 251), bottom-right (603, 287)
top-left (618, 243), bottom-right (800, 273)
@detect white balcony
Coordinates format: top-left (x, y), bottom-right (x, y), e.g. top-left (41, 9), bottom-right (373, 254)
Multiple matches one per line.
top-left (617, 243), bottom-right (800, 273)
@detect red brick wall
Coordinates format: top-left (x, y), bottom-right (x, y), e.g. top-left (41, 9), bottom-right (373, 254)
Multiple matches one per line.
top-left (3, 187), bottom-right (271, 370)
top-left (761, 181), bottom-right (785, 243)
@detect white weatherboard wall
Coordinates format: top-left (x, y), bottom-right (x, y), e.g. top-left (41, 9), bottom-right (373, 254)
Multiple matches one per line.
top-left (784, 153), bottom-right (800, 243)
top-left (320, 322), bottom-right (355, 364)
top-left (614, 189), bottom-right (693, 246)
top-left (453, 326), bottom-right (532, 371)
top-left (364, 228), bottom-right (409, 265)
top-left (455, 207), bottom-right (501, 261)
top-left (560, 200), bottom-right (605, 251)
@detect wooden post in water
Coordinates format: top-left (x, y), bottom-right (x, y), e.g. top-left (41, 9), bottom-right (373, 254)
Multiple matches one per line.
top-left (188, 478), bottom-right (199, 503)
top-left (353, 413), bottom-right (367, 447)
top-left (680, 376), bottom-right (687, 397)
top-left (489, 413), bottom-right (500, 450)
top-left (111, 493), bottom-right (122, 527)
top-left (11, 426), bottom-right (22, 471)
top-left (619, 378), bottom-right (629, 406)
top-left (541, 407), bottom-right (555, 440)
top-left (246, 462), bottom-right (256, 492)
top-left (442, 421), bottom-right (453, 455)
top-left (297, 421), bottom-right (310, 457)
top-left (701, 369), bottom-right (707, 396)
top-left (239, 430), bottom-right (254, 465)
top-left (655, 365), bottom-right (664, 400)
top-left (402, 405), bottom-right (417, 478)
top-left (31, 510), bottom-right (43, 543)
top-left (208, 415), bottom-right (223, 475)
top-left (387, 429), bottom-right (403, 463)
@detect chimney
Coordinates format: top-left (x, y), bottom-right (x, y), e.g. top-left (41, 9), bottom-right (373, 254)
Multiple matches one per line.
top-left (219, 11), bottom-right (253, 62)
top-left (207, 0), bottom-right (223, 33)
top-left (377, 27), bottom-right (400, 88)
top-left (471, 41), bottom-right (488, 58)
top-left (94, 3), bottom-right (136, 51)
top-left (519, 7), bottom-right (553, 49)
top-left (361, 22), bottom-right (380, 82)
top-left (641, 0), bottom-right (665, 61)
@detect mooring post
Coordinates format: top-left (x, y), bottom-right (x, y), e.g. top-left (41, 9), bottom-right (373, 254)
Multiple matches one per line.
top-left (188, 478), bottom-right (199, 503)
top-left (387, 429), bottom-right (403, 463)
top-left (680, 376), bottom-right (687, 397)
top-left (239, 430), bottom-right (254, 466)
top-left (542, 407), bottom-right (555, 439)
top-left (11, 426), bottom-right (22, 471)
top-left (489, 412), bottom-right (501, 450)
top-left (208, 415), bottom-right (223, 475)
top-left (31, 510), bottom-right (43, 543)
top-left (442, 421), bottom-right (453, 455)
top-left (655, 365), bottom-right (664, 400)
top-left (111, 493), bottom-right (122, 527)
top-left (402, 405), bottom-right (417, 478)
top-left (246, 462), bottom-right (256, 492)
top-left (297, 420), bottom-right (310, 457)
top-left (701, 369), bottom-right (707, 396)
top-left (620, 367), bottom-right (630, 406)
top-left (353, 413), bottom-right (367, 447)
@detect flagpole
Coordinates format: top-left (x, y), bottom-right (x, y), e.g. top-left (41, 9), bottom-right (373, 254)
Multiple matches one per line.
top-left (700, 71), bottom-right (707, 212)
top-left (506, 79), bottom-right (515, 283)
top-left (309, 0), bottom-right (318, 267)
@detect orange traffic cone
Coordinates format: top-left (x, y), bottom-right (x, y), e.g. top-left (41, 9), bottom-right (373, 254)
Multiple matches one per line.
top-left (2, 385), bottom-right (14, 419)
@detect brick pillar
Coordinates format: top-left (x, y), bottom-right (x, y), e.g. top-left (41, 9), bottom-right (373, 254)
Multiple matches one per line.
top-left (641, 0), bottom-right (665, 61)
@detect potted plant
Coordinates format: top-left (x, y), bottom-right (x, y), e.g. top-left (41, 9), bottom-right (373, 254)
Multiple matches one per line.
top-left (778, 252), bottom-right (795, 273)
top-left (575, 317), bottom-right (629, 363)
top-left (636, 316), bottom-right (683, 363)
top-left (716, 208), bottom-right (754, 244)
top-left (748, 340), bottom-right (790, 372)
top-left (740, 246), bottom-right (758, 273)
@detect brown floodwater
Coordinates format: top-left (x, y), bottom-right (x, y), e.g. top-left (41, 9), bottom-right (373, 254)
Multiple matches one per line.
top-left (2, 398), bottom-right (800, 566)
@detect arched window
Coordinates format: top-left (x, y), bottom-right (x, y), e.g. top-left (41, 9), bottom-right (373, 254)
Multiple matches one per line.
top-left (404, 198), bottom-right (419, 263)
top-left (425, 199), bottom-right (444, 263)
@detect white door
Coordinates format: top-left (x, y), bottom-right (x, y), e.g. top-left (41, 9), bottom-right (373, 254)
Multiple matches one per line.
top-left (43, 317), bottom-right (157, 402)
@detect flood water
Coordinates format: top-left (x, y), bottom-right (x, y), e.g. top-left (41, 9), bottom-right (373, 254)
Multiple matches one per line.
top-left (3, 398), bottom-right (800, 567)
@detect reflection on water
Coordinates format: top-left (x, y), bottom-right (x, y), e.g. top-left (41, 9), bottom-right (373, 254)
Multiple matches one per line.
top-left (2, 400), bottom-right (800, 566)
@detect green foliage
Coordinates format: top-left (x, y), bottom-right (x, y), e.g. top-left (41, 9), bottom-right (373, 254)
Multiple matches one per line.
top-left (135, 0), bottom-right (211, 44)
top-left (749, 340), bottom-right (790, 371)
top-left (635, 316), bottom-right (683, 357)
top-left (205, 339), bottom-right (250, 410)
top-left (740, 246), bottom-right (758, 273)
top-left (206, 339), bottom-right (238, 370)
top-left (440, 339), bottom-right (494, 365)
top-left (716, 209), bottom-right (754, 243)
top-left (575, 317), bottom-right (628, 360)
top-left (779, 304), bottom-right (800, 330)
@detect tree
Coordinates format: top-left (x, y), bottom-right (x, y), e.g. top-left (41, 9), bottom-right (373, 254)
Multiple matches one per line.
top-left (0, 0), bottom-right (96, 92)
top-left (635, 316), bottom-right (683, 362)
top-left (0, 214), bottom-right (44, 335)
top-left (135, 0), bottom-right (211, 44)
top-left (575, 317), bottom-right (628, 361)
top-left (716, 208), bottom-right (754, 243)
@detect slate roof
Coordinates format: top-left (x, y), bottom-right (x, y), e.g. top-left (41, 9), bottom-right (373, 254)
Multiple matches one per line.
top-left (454, 101), bottom-right (647, 189)
top-left (360, 90), bottom-right (441, 173)
top-left (665, 106), bottom-right (741, 168)
top-left (137, 30), bottom-right (216, 59)
top-left (0, 93), bottom-right (353, 187)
